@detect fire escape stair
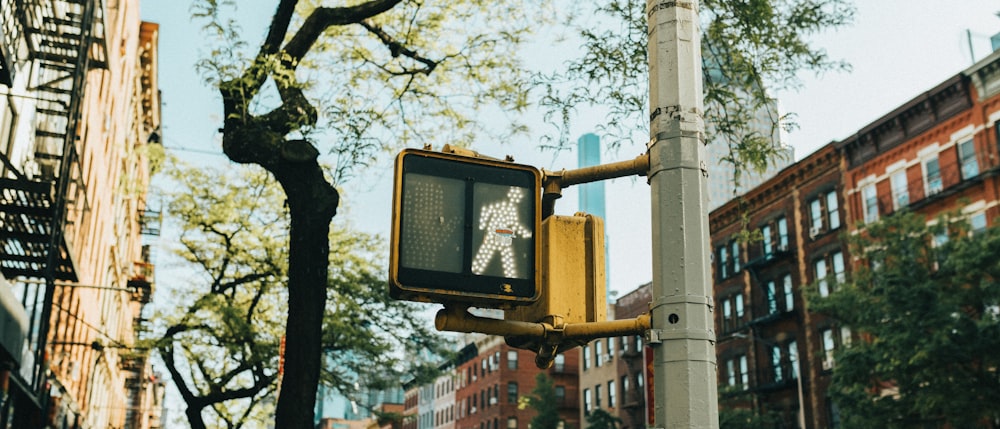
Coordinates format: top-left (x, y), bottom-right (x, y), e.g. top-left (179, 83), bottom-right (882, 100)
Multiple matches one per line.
top-left (0, 179), bottom-right (77, 281)
top-left (0, 0), bottom-right (106, 282)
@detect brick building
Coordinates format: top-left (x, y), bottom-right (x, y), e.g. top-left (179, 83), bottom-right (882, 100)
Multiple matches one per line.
top-left (710, 143), bottom-right (848, 428)
top-left (612, 285), bottom-right (650, 429)
top-left (707, 36), bottom-right (1000, 429)
top-left (839, 49), bottom-right (1000, 236)
top-left (404, 336), bottom-right (580, 429)
top-left (0, 0), bottom-right (163, 427)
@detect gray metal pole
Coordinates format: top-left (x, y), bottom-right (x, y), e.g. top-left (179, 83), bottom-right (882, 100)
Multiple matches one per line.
top-left (645, 1), bottom-right (719, 428)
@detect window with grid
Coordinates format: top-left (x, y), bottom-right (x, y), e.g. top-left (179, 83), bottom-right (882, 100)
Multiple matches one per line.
top-left (861, 183), bottom-right (878, 223)
top-left (958, 139), bottom-right (979, 180)
top-left (507, 382), bottom-right (517, 403)
top-left (815, 251), bottom-right (846, 297)
top-left (507, 350), bottom-right (518, 369)
top-left (716, 238), bottom-right (741, 279)
top-left (971, 212), bottom-right (987, 234)
top-left (924, 156), bottom-right (943, 196)
top-left (608, 380), bottom-right (616, 408)
top-left (584, 388), bottom-right (592, 415)
top-left (809, 190), bottom-right (841, 235)
top-left (769, 341), bottom-right (798, 383)
top-left (821, 326), bottom-right (852, 370)
top-left (890, 169), bottom-right (909, 210)
top-left (595, 340), bottom-right (603, 367)
top-left (764, 273), bottom-right (794, 315)
top-left (725, 355), bottom-right (749, 390)
top-left (720, 293), bottom-right (745, 333)
top-left (760, 216), bottom-right (789, 257)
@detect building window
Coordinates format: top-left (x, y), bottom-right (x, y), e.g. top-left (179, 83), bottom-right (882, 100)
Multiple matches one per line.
top-left (861, 183), bottom-right (878, 223)
top-left (507, 382), bottom-right (518, 403)
top-left (716, 238), bottom-right (741, 279)
top-left (759, 216), bottom-right (789, 255)
top-left (924, 156), bottom-right (943, 196)
top-left (764, 274), bottom-right (794, 315)
top-left (595, 340), bottom-right (603, 367)
top-left (507, 417), bottom-right (517, 429)
top-left (720, 292), bottom-right (745, 333)
top-left (608, 380), bottom-right (616, 408)
top-left (584, 388), bottom-right (592, 414)
top-left (816, 251), bottom-right (845, 297)
top-left (621, 375), bottom-right (629, 401)
top-left (583, 344), bottom-right (591, 370)
top-left (636, 371), bottom-right (644, 389)
top-left (782, 274), bottom-right (794, 312)
top-left (958, 139), bottom-right (979, 179)
top-left (607, 337), bottom-right (615, 359)
top-left (594, 384), bottom-right (602, 408)
top-left (890, 169), bottom-right (909, 210)
top-left (821, 326), bottom-right (852, 370)
top-left (809, 190), bottom-right (841, 236)
top-left (724, 355), bottom-right (749, 390)
top-left (767, 340), bottom-right (799, 384)
top-left (555, 385), bottom-right (565, 403)
top-left (771, 344), bottom-right (784, 383)
top-left (554, 354), bottom-right (565, 372)
top-left (971, 212), bottom-right (987, 234)
top-left (788, 340), bottom-right (799, 379)
top-left (507, 350), bottom-right (518, 369)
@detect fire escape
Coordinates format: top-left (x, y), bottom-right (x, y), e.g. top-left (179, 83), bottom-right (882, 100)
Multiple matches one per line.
top-left (0, 0), bottom-right (106, 281)
top-left (0, 0), bottom-right (107, 387)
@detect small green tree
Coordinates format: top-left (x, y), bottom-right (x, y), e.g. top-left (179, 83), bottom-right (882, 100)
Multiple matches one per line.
top-left (519, 372), bottom-right (561, 429)
top-left (810, 211), bottom-right (1000, 428)
top-left (717, 407), bottom-right (779, 429)
top-left (586, 409), bottom-right (622, 429)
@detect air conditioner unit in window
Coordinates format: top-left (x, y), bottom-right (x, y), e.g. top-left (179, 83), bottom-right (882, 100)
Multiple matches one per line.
top-left (490, 397), bottom-right (498, 405)
top-left (604, 354), bottom-right (613, 362)
top-left (809, 226), bottom-right (821, 239)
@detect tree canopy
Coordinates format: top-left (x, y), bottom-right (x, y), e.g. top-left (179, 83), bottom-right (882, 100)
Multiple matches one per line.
top-left (810, 211), bottom-right (1000, 428)
top-left (152, 159), bottom-right (449, 428)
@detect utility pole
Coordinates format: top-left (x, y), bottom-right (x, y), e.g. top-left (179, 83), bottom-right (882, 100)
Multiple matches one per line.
top-left (645, 0), bottom-right (719, 428)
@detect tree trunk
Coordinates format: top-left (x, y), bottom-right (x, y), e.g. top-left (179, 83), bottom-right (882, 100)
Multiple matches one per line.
top-left (269, 160), bottom-right (338, 428)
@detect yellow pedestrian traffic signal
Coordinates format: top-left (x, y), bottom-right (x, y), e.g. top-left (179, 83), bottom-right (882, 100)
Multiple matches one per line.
top-left (389, 148), bottom-right (541, 307)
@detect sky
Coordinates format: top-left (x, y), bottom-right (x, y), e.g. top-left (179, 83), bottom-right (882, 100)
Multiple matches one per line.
top-left (138, 1), bottom-right (1000, 300)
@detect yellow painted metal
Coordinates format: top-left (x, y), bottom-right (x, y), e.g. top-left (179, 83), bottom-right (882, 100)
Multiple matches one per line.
top-left (505, 212), bottom-right (606, 325)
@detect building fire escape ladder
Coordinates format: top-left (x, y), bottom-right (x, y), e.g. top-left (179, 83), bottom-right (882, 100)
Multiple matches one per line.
top-left (12, 0), bottom-right (107, 389)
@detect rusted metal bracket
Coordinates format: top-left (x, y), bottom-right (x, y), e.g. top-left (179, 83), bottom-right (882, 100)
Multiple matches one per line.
top-left (540, 154), bottom-right (649, 218)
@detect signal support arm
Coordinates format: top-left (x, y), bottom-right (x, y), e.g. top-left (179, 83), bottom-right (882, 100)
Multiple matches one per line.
top-left (435, 305), bottom-right (651, 368)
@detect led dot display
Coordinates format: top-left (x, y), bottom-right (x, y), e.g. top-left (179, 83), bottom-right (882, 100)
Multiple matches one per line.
top-left (471, 185), bottom-right (532, 279)
top-left (390, 149), bottom-right (540, 306)
top-left (399, 173), bottom-right (465, 273)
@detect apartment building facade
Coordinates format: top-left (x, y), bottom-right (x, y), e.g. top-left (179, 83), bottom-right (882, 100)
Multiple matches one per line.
top-left (0, 0), bottom-right (162, 427)
top-left (710, 143), bottom-right (849, 429)
top-left (575, 285), bottom-right (650, 429)
top-left (706, 38), bottom-right (1000, 429)
top-left (839, 50), bottom-right (1000, 236)
top-left (404, 336), bottom-right (580, 429)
